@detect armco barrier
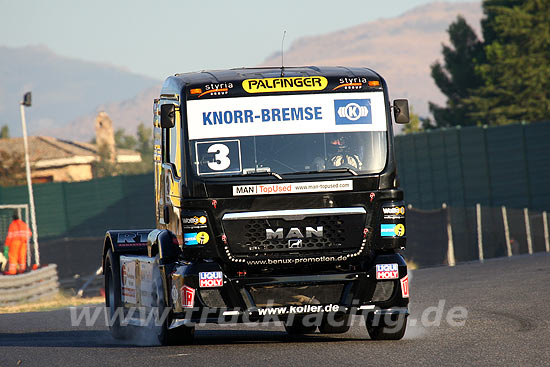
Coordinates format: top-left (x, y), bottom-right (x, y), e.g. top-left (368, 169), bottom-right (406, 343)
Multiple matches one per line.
top-left (0, 264), bottom-right (59, 306)
top-left (404, 204), bottom-right (550, 267)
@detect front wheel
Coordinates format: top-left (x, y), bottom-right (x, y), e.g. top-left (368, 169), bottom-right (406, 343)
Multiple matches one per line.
top-left (365, 313), bottom-right (407, 340)
top-left (158, 322), bottom-right (195, 346)
top-left (153, 280), bottom-right (195, 345)
top-left (284, 316), bottom-right (318, 335)
top-left (104, 249), bottom-right (126, 339)
top-left (319, 314), bottom-right (350, 334)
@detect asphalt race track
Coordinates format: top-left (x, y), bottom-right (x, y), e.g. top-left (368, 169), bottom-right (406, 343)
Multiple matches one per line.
top-left (1, 254), bottom-right (549, 367)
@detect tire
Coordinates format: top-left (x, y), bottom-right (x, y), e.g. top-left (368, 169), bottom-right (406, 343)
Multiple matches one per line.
top-left (153, 279), bottom-right (195, 345)
top-left (365, 313), bottom-right (407, 340)
top-left (158, 322), bottom-right (195, 346)
top-left (319, 314), bottom-right (351, 334)
top-left (104, 249), bottom-right (126, 339)
top-left (284, 317), bottom-right (318, 335)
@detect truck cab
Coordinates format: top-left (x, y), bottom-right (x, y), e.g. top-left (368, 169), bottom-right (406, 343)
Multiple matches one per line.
top-left (103, 66), bottom-right (411, 344)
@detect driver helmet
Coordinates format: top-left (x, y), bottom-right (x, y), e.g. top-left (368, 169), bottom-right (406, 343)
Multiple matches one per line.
top-left (330, 136), bottom-right (348, 150)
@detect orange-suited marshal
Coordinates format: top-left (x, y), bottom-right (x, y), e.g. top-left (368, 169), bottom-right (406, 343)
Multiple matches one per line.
top-left (4, 213), bottom-right (32, 274)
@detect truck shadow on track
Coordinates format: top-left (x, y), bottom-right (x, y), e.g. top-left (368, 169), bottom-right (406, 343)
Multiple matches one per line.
top-left (192, 329), bottom-right (364, 345)
top-left (0, 331), bottom-right (134, 348)
top-left (0, 329), bottom-right (370, 348)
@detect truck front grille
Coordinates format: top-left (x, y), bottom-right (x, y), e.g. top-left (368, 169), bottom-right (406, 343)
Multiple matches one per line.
top-left (222, 208), bottom-right (366, 261)
top-left (242, 217), bottom-right (346, 253)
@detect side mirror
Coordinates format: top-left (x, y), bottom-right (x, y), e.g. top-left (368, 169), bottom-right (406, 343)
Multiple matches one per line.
top-left (393, 99), bottom-right (409, 124)
top-left (160, 104), bottom-right (176, 128)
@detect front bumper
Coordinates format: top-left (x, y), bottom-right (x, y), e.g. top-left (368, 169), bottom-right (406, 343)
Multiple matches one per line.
top-left (166, 254), bottom-right (409, 325)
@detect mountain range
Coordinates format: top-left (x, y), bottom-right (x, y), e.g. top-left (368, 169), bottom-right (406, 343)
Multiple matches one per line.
top-left (0, 1), bottom-right (482, 141)
top-left (261, 1), bottom-right (482, 118)
top-left (0, 45), bottom-right (159, 140)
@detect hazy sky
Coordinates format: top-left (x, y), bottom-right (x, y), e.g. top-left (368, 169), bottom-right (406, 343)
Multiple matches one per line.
top-left (1, 0), bottom-right (468, 80)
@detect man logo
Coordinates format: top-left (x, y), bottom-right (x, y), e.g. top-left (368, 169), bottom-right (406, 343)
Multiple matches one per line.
top-left (334, 99), bottom-right (372, 125)
top-left (288, 239), bottom-right (303, 249)
top-left (266, 226), bottom-right (323, 240)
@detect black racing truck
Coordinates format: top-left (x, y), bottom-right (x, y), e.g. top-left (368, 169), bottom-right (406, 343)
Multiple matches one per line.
top-left (102, 66), bottom-right (410, 344)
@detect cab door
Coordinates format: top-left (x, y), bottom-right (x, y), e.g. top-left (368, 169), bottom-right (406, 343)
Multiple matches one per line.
top-left (156, 96), bottom-right (183, 228)
top-left (153, 99), bottom-right (164, 226)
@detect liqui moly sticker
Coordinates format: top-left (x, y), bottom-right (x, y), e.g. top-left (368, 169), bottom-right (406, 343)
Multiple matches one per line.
top-left (400, 275), bottom-right (410, 298)
top-left (233, 180), bottom-right (353, 196)
top-left (376, 263), bottom-right (399, 280)
top-left (199, 271), bottom-right (223, 288)
top-left (181, 285), bottom-right (195, 308)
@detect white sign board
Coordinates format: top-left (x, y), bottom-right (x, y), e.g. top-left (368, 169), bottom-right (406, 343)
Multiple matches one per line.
top-left (186, 92), bottom-right (387, 140)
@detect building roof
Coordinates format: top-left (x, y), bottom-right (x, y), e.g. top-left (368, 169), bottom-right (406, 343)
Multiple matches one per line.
top-left (0, 136), bottom-right (141, 168)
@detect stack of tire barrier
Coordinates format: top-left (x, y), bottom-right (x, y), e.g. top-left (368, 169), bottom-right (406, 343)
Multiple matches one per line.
top-left (0, 264), bottom-right (59, 306)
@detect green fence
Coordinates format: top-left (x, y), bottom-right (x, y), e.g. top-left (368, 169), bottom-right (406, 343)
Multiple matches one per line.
top-left (395, 121), bottom-right (550, 211)
top-left (0, 174), bottom-right (154, 239)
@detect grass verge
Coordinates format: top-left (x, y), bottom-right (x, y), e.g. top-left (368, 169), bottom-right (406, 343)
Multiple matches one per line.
top-left (0, 291), bottom-right (104, 314)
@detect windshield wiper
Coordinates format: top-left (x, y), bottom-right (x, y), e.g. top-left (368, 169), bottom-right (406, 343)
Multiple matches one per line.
top-left (316, 168), bottom-right (358, 176)
top-left (284, 167), bottom-right (359, 176)
top-left (243, 171), bottom-right (284, 180)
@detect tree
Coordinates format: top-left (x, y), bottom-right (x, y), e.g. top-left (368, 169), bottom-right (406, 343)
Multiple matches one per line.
top-left (115, 128), bottom-right (137, 149)
top-left (402, 107), bottom-right (436, 134)
top-left (135, 123), bottom-right (153, 169)
top-left (109, 123), bottom-right (153, 176)
top-left (429, 16), bottom-right (485, 127)
top-left (480, 0), bottom-right (525, 45)
top-left (91, 143), bottom-right (119, 178)
top-left (0, 125), bottom-right (9, 139)
top-left (0, 151), bottom-right (26, 186)
top-left (467, 0), bottom-right (550, 125)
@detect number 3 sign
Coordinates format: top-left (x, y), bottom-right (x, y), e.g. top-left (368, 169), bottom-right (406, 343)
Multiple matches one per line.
top-left (196, 140), bottom-right (242, 175)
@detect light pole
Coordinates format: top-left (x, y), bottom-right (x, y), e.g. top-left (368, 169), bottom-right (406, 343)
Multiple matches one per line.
top-left (19, 92), bottom-right (40, 268)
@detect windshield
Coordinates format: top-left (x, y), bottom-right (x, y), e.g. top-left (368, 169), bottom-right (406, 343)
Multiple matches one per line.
top-left (186, 91), bottom-right (388, 178)
top-left (191, 132), bottom-right (386, 177)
